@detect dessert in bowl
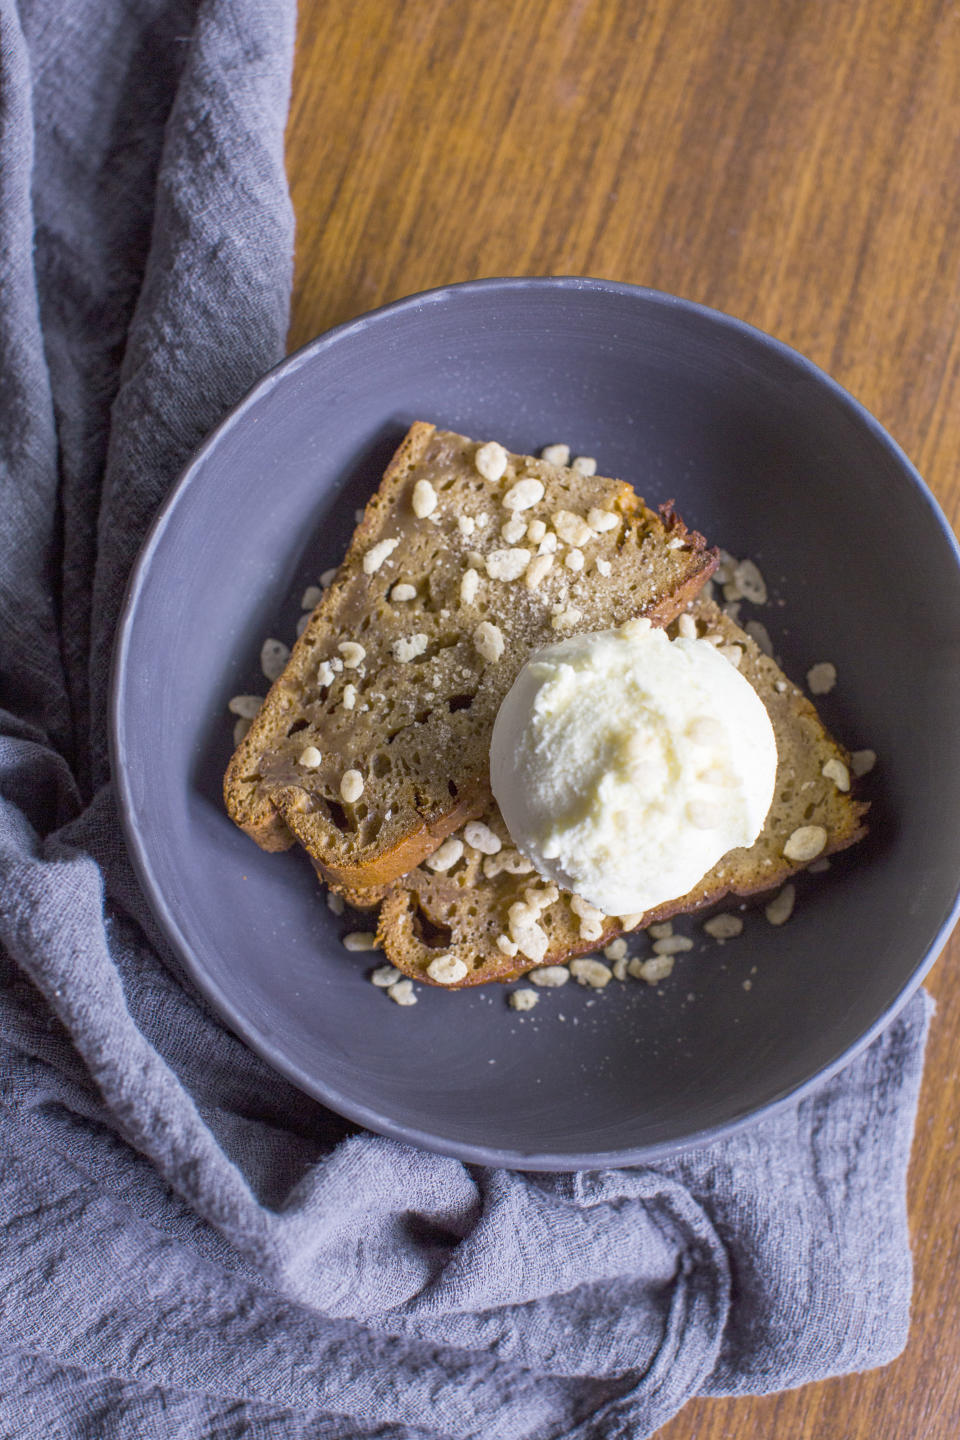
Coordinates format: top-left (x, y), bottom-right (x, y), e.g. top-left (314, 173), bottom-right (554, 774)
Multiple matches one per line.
top-left (111, 278), bottom-right (960, 1167)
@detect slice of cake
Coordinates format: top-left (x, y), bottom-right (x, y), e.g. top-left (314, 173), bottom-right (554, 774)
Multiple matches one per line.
top-left (224, 423), bottom-right (716, 887)
top-left (339, 600), bottom-right (868, 986)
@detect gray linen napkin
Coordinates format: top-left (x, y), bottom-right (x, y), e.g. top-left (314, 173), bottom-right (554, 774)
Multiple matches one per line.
top-left (0, 2), bottom-right (932, 1436)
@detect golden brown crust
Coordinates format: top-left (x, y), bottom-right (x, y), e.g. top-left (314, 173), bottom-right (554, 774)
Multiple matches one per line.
top-left (310, 775), bottom-right (488, 888)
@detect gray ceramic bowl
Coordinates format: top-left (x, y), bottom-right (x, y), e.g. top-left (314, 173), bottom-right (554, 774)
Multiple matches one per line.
top-left (111, 278), bottom-right (960, 1170)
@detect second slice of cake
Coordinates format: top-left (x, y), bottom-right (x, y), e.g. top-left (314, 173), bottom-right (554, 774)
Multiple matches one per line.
top-left (334, 600), bottom-right (868, 986)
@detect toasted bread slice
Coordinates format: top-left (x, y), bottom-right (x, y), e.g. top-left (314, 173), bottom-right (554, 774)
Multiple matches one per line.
top-left (338, 600), bottom-right (868, 986)
top-left (224, 423), bottom-right (716, 887)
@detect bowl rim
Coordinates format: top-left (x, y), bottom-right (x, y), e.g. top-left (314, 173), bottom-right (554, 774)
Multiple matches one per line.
top-left (109, 274), bottom-right (960, 1170)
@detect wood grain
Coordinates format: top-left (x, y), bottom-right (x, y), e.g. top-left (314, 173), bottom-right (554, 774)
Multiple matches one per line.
top-left (285, 2), bottom-right (960, 1435)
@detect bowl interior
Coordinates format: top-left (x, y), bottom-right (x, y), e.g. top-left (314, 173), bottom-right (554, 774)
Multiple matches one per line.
top-left (113, 280), bottom-right (960, 1167)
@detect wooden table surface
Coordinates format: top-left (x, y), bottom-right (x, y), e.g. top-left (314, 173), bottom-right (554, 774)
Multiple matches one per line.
top-left (285, 2), bottom-right (960, 1435)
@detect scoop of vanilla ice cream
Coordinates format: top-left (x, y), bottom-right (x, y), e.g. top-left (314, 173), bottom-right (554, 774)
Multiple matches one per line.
top-left (489, 618), bottom-right (778, 917)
